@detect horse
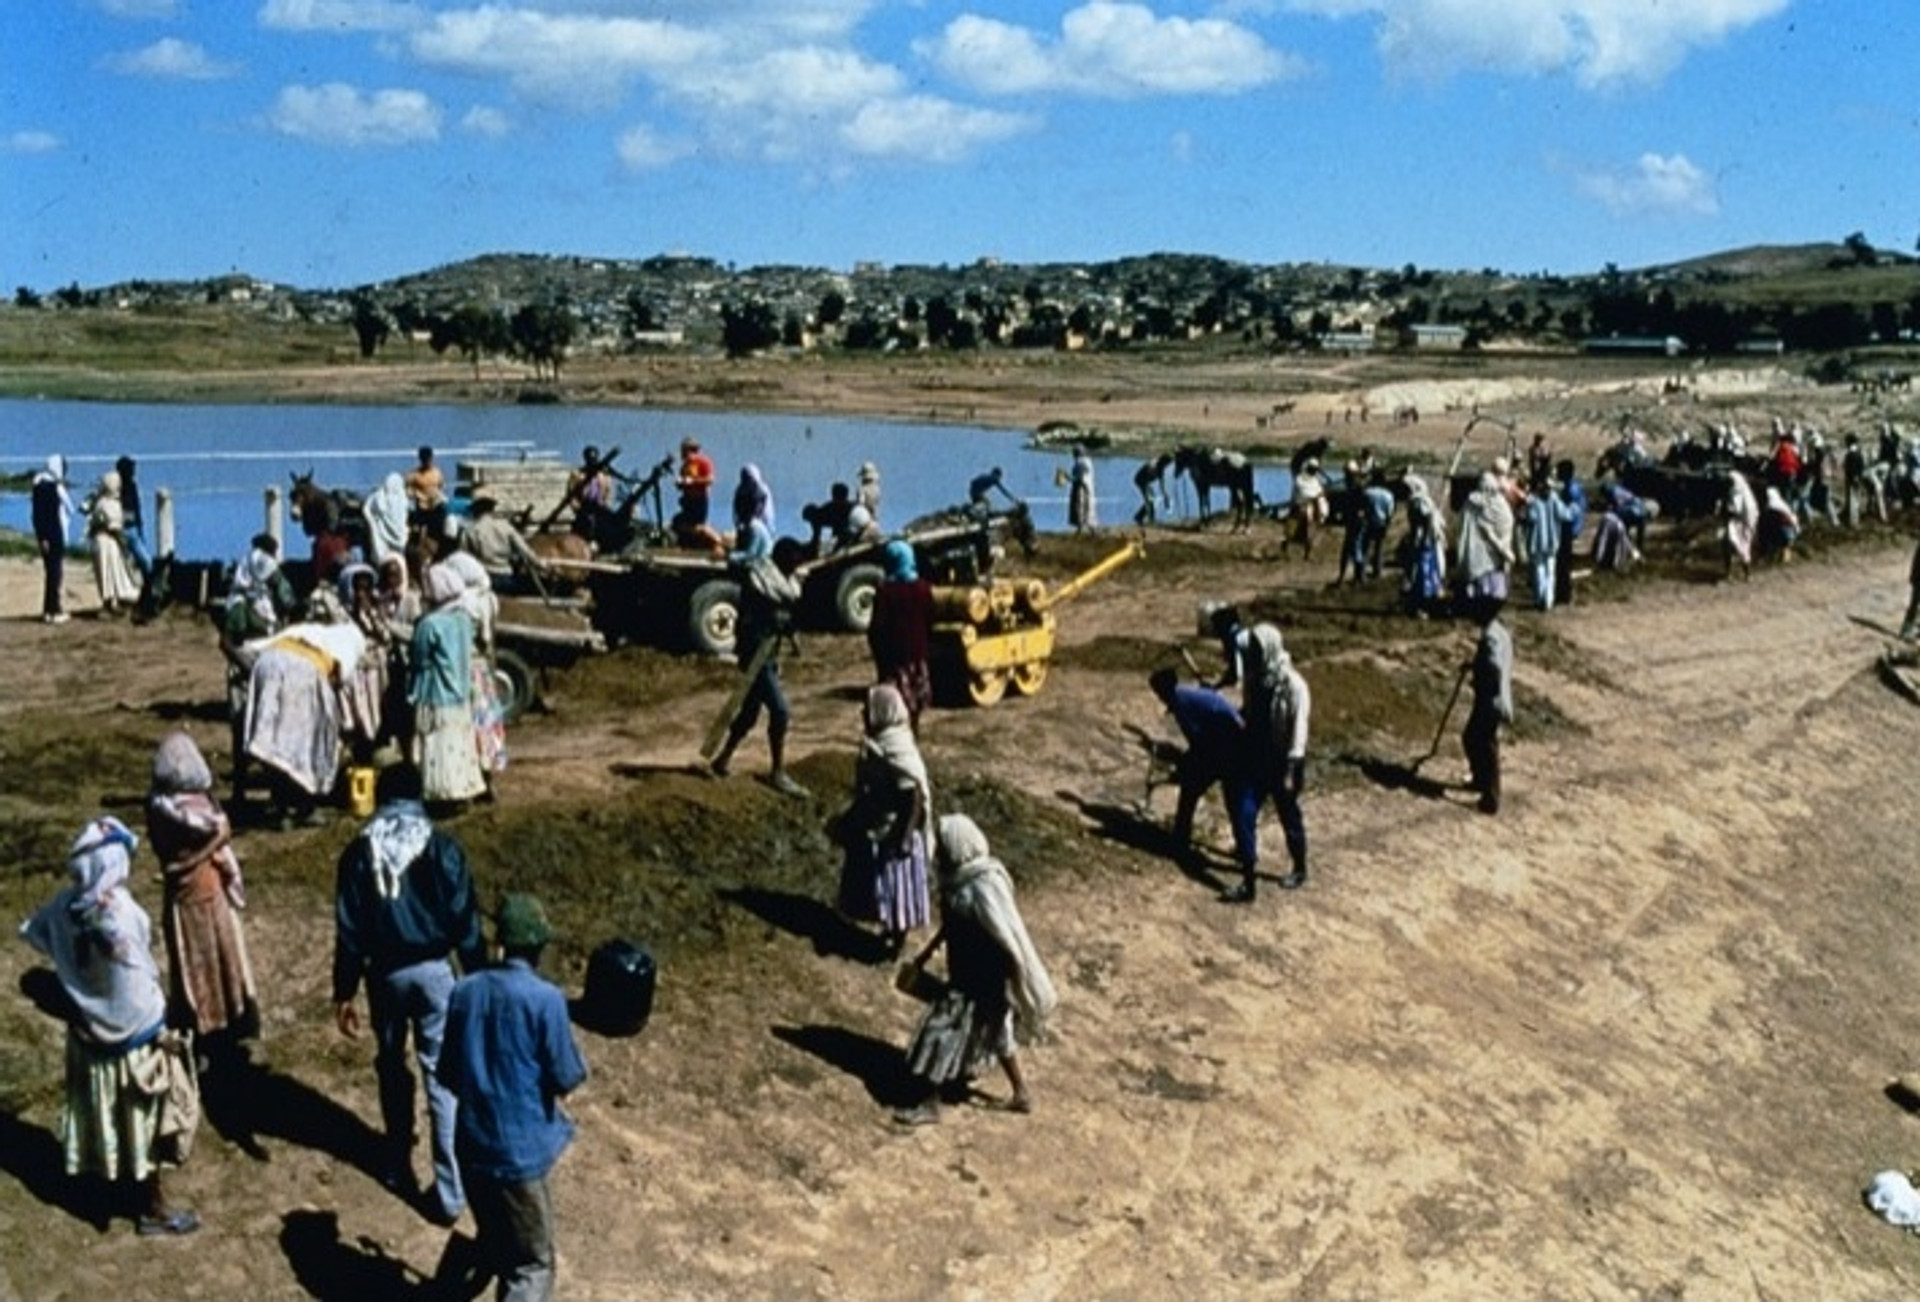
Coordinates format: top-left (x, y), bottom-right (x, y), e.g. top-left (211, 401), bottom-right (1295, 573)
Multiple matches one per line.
top-left (1173, 444), bottom-right (1257, 531)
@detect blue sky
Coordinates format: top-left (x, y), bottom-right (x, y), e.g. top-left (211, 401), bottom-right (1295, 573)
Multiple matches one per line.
top-left (3, 0), bottom-right (1914, 291)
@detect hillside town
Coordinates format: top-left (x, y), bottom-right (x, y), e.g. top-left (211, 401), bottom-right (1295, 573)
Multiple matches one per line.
top-left (11, 239), bottom-right (1920, 378)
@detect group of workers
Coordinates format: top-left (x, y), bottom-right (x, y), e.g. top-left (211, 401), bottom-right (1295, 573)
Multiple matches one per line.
top-left (21, 410), bottom-right (1917, 1302)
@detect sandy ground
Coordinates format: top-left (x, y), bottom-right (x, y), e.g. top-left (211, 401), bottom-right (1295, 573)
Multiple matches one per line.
top-left (6, 355), bottom-right (1920, 1300)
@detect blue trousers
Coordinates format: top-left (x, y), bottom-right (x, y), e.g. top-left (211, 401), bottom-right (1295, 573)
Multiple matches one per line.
top-left (368, 957), bottom-right (464, 1219)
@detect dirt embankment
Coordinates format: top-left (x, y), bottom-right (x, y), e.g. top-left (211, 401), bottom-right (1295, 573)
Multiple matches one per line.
top-left (6, 352), bottom-right (1920, 1298)
top-left (6, 464), bottom-right (1920, 1300)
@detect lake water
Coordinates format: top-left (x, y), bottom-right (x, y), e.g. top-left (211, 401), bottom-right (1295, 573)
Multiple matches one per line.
top-left (0, 399), bottom-right (1292, 562)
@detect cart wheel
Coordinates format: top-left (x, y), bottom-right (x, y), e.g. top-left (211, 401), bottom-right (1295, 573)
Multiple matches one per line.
top-left (832, 563), bottom-right (884, 633)
top-left (1009, 659), bottom-right (1049, 697)
top-left (492, 648), bottom-right (536, 723)
top-left (966, 670), bottom-right (1009, 707)
top-left (688, 579), bottom-right (741, 657)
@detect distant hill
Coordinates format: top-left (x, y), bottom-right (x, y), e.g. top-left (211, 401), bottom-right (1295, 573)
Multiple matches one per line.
top-left (12, 238), bottom-right (1917, 364)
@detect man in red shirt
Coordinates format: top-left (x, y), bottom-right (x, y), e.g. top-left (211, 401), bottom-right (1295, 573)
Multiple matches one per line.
top-left (673, 436), bottom-right (717, 547)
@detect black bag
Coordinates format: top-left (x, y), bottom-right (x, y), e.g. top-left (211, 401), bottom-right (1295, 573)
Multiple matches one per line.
top-left (583, 939), bottom-right (656, 1036)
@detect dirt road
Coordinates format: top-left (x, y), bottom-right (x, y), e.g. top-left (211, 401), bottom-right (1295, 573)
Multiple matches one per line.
top-left (5, 496), bottom-right (1920, 1300)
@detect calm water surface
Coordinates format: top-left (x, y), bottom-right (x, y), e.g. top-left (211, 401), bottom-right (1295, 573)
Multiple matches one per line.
top-left (0, 400), bottom-right (1120, 563)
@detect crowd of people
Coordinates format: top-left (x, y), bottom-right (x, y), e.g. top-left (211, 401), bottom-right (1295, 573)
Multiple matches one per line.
top-left (15, 411), bottom-right (1916, 1297)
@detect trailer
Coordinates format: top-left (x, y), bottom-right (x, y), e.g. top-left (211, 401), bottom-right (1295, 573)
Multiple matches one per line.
top-left (549, 506), bottom-right (1036, 659)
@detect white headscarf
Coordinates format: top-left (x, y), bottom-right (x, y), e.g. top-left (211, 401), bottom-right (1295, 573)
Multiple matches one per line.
top-left (936, 814), bottom-right (1057, 1039)
top-left (365, 472), bottom-right (410, 564)
top-left (362, 803), bottom-right (434, 901)
top-left (19, 817), bottom-right (166, 1045)
top-left (33, 455), bottom-right (76, 539)
top-left (861, 684), bottom-right (931, 819)
top-left (423, 562), bottom-right (467, 609)
top-left (229, 541), bottom-right (284, 629)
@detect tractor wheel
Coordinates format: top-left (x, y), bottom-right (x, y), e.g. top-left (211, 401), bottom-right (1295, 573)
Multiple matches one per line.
top-left (1009, 659), bottom-right (1049, 697)
top-left (491, 648), bottom-right (537, 723)
top-left (832, 563), bottom-right (884, 633)
top-left (688, 579), bottom-right (741, 657)
top-left (966, 670), bottom-right (1009, 707)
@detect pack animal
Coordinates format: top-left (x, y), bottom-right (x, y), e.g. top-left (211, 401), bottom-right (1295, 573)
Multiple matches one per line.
top-left (1174, 445), bottom-right (1257, 531)
top-left (288, 469), bottom-right (370, 556)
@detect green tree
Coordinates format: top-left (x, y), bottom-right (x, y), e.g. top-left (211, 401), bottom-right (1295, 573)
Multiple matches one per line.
top-left (509, 302), bottom-right (574, 381)
top-left (350, 297), bottom-right (391, 360)
top-left (719, 300), bottom-right (781, 358)
top-left (624, 291), bottom-right (662, 336)
top-left (431, 302), bottom-right (509, 379)
top-left (14, 286), bottom-right (42, 308)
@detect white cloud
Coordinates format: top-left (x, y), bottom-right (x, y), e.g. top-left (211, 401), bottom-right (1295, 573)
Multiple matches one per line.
top-left (1286, 0), bottom-right (1788, 87)
top-left (528, 0), bottom-right (873, 44)
top-left (461, 105), bottom-right (511, 137)
top-left (922, 1), bottom-right (1297, 97)
top-left (408, 9), bottom-right (722, 107)
top-left (1576, 152), bottom-right (1719, 216)
top-left (257, 0), bottom-right (423, 34)
top-left (266, 83), bottom-right (442, 146)
top-left (104, 38), bottom-right (241, 80)
top-left (96, 0), bottom-right (180, 17)
top-left (5, 130), bottom-right (62, 155)
top-left (840, 96), bottom-right (1037, 162)
top-left (615, 123), bottom-right (690, 171)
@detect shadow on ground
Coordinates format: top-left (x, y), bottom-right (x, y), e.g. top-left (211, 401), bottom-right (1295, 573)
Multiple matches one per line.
top-left (770, 1024), bottom-right (921, 1109)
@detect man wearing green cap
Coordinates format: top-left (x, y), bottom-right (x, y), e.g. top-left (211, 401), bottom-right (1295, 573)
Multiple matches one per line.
top-left (438, 894), bottom-right (587, 1301)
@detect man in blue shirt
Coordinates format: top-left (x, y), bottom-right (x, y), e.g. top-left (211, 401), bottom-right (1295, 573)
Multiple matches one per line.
top-left (439, 893), bottom-right (587, 1302)
top-left (1148, 668), bottom-right (1257, 880)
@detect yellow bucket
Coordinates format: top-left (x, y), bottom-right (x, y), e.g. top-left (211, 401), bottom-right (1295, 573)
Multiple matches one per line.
top-left (346, 766), bottom-right (377, 818)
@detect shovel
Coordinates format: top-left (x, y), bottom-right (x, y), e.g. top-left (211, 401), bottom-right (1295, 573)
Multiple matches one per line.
top-left (1410, 661), bottom-right (1471, 773)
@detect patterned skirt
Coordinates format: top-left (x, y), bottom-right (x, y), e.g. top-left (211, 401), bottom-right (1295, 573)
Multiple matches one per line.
top-left (413, 702), bottom-right (487, 802)
top-left (63, 1032), bottom-right (167, 1182)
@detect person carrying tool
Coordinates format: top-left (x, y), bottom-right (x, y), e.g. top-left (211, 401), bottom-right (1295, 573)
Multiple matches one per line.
top-left (1233, 623), bottom-right (1311, 903)
top-left (1462, 596), bottom-right (1514, 815)
top-left (1147, 668), bottom-right (1257, 879)
top-left (707, 470), bottom-right (807, 798)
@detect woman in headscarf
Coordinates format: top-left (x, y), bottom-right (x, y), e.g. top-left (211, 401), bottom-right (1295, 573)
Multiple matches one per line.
top-left (1067, 446), bottom-right (1096, 533)
top-left (364, 471), bottom-right (411, 568)
top-left (1400, 472), bottom-right (1448, 617)
top-left (427, 548), bottom-right (507, 775)
top-left (19, 818), bottom-right (199, 1235)
top-left (223, 533), bottom-right (293, 645)
top-left (32, 454), bottom-right (77, 623)
top-left (837, 685), bottom-right (932, 959)
top-left (1453, 468), bottom-right (1515, 608)
top-left (309, 562), bottom-right (391, 754)
top-left (866, 540), bottom-right (934, 727)
top-left (87, 470), bottom-right (141, 616)
top-left (410, 563), bottom-right (488, 807)
top-left (239, 619), bottom-right (367, 828)
top-left (894, 814), bottom-right (1055, 1125)
top-left (1723, 467), bottom-right (1760, 581)
top-left (146, 732), bottom-right (259, 1051)
top-left (1233, 623), bottom-right (1311, 903)
top-left (732, 464), bottom-right (775, 539)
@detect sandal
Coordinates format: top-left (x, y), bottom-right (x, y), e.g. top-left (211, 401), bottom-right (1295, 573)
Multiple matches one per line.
top-left (891, 1103), bottom-right (940, 1127)
top-left (136, 1209), bottom-right (200, 1237)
